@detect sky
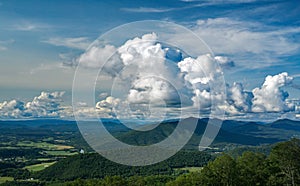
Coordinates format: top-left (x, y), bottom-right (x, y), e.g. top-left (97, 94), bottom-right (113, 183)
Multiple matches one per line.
top-left (0, 0), bottom-right (300, 121)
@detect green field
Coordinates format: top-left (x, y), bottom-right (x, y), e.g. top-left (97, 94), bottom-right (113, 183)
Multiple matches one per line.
top-left (45, 150), bottom-right (78, 156)
top-left (0, 177), bottom-right (14, 184)
top-left (176, 167), bottom-right (203, 172)
top-left (36, 158), bottom-right (52, 161)
top-left (0, 146), bottom-right (19, 149)
top-left (24, 162), bottom-right (57, 172)
top-left (17, 141), bottom-right (74, 150)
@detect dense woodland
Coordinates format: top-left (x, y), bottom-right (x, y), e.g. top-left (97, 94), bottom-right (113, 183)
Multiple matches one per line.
top-left (42, 138), bottom-right (300, 186)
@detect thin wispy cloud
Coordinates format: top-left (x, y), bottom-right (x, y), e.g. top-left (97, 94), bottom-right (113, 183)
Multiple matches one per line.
top-left (121, 7), bottom-right (176, 13)
top-left (42, 37), bottom-right (90, 50)
top-left (29, 63), bottom-right (66, 75)
top-left (181, 0), bottom-right (258, 3)
top-left (121, 0), bottom-right (259, 13)
top-left (0, 39), bottom-right (14, 51)
top-left (0, 46), bottom-right (6, 51)
top-left (12, 22), bottom-right (50, 31)
top-left (172, 17), bottom-right (300, 69)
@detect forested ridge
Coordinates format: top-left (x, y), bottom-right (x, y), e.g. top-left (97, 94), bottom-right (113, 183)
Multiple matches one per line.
top-left (29, 138), bottom-right (300, 186)
top-left (35, 151), bottom-right (213, 181)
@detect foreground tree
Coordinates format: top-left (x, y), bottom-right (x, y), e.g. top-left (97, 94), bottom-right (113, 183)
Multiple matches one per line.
top-left (237, 151), bottom-right (269, 185)
top-left (268, 138), bottom-right (300, 186)
top-left (200, 153), bottom-right (238, 186)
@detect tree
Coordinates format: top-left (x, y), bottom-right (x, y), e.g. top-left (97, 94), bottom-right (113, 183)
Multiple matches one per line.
top-left (166, 172), bottom-right (203, 186)
top-left (102, 176), bottom-right (127, 186)
top-left (237, 151), bottom-right (269, 185)
top-left (200, 154), bottom-right (238, 186)
top-left (268, 138), bottom-right (300, 186)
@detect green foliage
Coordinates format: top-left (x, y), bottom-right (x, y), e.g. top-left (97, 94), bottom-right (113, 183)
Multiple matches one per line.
top-left (36, 153), bottom-right (173, 181)
top-left (36, 150), bottom-right (212, 181)
top-left (0, 181), bottom-right (45, 186)
top-left (201, 154), bottom-right (238, 186)
top-left (169, 138), bottom-right (300, 186)
top-left (61, 175), bottom-right (174, 186)
top-left (237, 151), bottom-right (269, 186)
top-left (166, 172), bottom-right (203, 186)
top-left (268, 138), bottom-right (300, 186)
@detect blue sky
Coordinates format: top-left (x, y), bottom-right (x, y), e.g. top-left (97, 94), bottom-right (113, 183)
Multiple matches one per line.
top-left (0, 0), bottom-right (300, 120)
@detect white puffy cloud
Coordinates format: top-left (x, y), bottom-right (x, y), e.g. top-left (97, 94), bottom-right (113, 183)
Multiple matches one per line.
top-left (178, 54), bottom-right (225, 110)
top-left (127, 77), bottom-right (180, 106)
top-left (24, 91), bottom-right (65, 117)
top-left (96, 96), bottom-right (121, 116)
top-left (252, 72), bottom-right (294, 112)
top-left (0, 100), bottom-right (25, 118)
top-left (0, 91), bottom-right (65, 119)
top-left (227, 82), bottom-right (252, 113)
top-left (118, 33), bottom-right (164, 65)
top-left (116, 33), bottom-right (183, 106)
top-left (77, 45), bottom-right (123, 77)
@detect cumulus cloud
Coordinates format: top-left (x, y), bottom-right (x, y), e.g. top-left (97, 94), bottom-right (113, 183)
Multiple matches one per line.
top-left (116, 33), bottom-right (184, 106)
top-left (0, 91), bottom-right (65, 119)
top-left (72, 33), bottom-right (297, 120)
top-left (127, 77), bottom-right (180, 106)
top-left (96, 96), bottom-right (121, 117)
top-left (226, 82), bottom-right (252, 113)
top-left (178, 54), bottom-right (225, 110)
top-left (252, 72), bottom-right (294, 112)
top-left (0, 100), bottom-right (26, 118)
top-left (77, 45), bottom-right (123, 76)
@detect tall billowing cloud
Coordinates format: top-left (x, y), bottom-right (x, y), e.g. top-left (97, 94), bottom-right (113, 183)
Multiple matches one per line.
top-left (117, 33), bottom-right (182, 106)
top-left (252, 72), bottom-right (294, 112)
top-left (177, 54), bottom-right (225, 110)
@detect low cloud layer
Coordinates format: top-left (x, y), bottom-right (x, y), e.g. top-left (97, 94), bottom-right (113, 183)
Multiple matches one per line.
top-left (0, 91), bottom-right (65, 119)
